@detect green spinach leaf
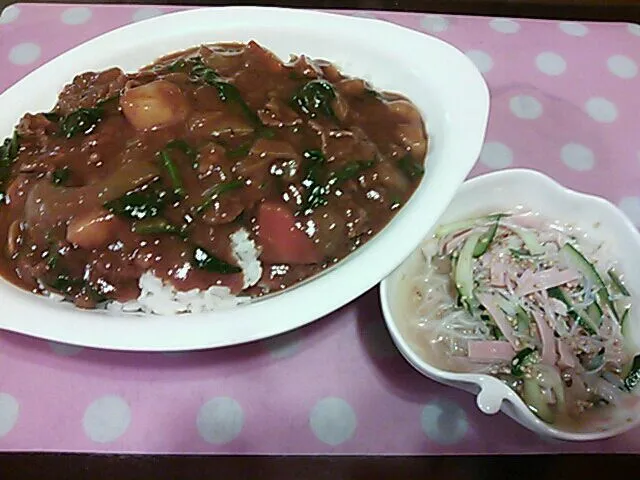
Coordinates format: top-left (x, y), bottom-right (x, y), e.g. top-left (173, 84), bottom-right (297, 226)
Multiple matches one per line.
top-left (192, 246), bottom-right (242, 274)
top-left (292, 80), bottom-right (336, 120)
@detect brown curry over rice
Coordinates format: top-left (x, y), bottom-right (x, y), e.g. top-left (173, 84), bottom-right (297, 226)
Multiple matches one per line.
top-left (0, 41), bottom-right (427, 309)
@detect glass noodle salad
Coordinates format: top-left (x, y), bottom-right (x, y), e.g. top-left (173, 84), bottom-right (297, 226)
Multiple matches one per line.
top-left (412, 210), bottom-right (640, 426)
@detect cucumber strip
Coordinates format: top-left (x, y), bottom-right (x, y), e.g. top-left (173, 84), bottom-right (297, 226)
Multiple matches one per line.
top-left (621, 306), bottom-right (631, 327)
top-left (622, 307), bottom-right (633, 350)
top-left (624, 355), bottom-right (640, 392)
top-left (586, 301), bottom-right (604, 328)
top-left (523, 378), bottom-right (556, 424)
top-left (608, 268), bottom-right (630, 297)
top-left (454, 232), bottom-right (482, 311)
top-left (493, 295), bottom-right (529, 339)
top-left (435, 213), bottom-right (506, 239)
top-left (548, 287), bottom-right (598, 335)
top-left (494, 295), bottom-right (533, 337)
top-left (585, 351), bottom-right (605, 372)
top-left (511, 347), bottom-right (537, 377)
top-left (561, 243), bottom-right (619, 322)
top-left (561, 243), bottom-right (602, 285)
top-left (491, 325), bottom-right (506, 341)
top-left (577, 306), bottom-right (600, 334)
top-left (509, 248), bottom-right (542, 260)
top-left (515, 304), bottom-right (532, 335)
top-left (473, 215), bottom-right (504, 258)
top-left (449, 253), bottom-right (458, 276)
top-left (494, 294), bottom-right (516, 316)
top-left (503, 224), bottom-right (545, 255)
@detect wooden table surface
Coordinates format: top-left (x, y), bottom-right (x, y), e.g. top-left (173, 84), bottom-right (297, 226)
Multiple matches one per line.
top-left (1, 0), bottom-right (639, 478)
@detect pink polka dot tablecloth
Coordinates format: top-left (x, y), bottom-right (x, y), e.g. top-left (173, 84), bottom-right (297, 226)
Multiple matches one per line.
top-left (1, 3), bottom-right (640, 455)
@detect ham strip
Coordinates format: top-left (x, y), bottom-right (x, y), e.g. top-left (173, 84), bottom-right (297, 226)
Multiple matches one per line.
top-left (532, 310), bottom-right (557, 365)
top-left (557, 339), bottom-right (578, 369)
top-left (490, 261), bottom-right (507, 287)
top-left (477, 292), bottom-right (519, 348)
top-left (516, 268), bottom-right (581, 297)
top-left (468, 340), bottom-right (515, 362)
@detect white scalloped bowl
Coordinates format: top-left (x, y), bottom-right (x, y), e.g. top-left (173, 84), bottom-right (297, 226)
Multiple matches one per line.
top-left (380, 169), bottom-right (640, 441)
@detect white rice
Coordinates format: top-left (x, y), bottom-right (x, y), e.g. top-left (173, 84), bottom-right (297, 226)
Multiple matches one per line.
top-left (93, 227), bottom-right (262, 316)
top-left (230, 228), bottom-right (262, 289)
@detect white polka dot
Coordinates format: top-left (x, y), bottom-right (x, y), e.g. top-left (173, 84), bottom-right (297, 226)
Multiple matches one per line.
top-left (489, 18), bottom-right (520, 34)
top-left (558, 21), bottom-right (588, 37)
top-left (421, 399), bottom-right (468, 445)
top-left (83, 395), bottom-right (131, 443)
top-left (619, 197), bottom-right (640, 225)
top-left (8, 43), bottom-right (41, 66)
top-left (420, 15), bottom-right (449, 33)
top-left (49, 341), bottom-right (84, 357)
top-left (584, 97), bottom-right (618, 123)
top-left (0, 5), bottom-right (20, 24)
top-left (197, 397), bottom-right (244, 444)
top-left (627, 24), bottom-right (640, 37)
top-left (479, 141), bottom-right (514, 169)
top-left (509, 95), bottom-right (543, 120)
top-left (264, 332), bottom-right (301, 359)
top-left (561, 143), bottom-right (595, 171)
top-left (131, 7), bottom-right (164, 23)
top-left (309, 397), bottom-right (357, 446)
top-left (0, 393), bottom-right (19, 438)
top-left (607, 55), bottom-right (638, 79)
top-left (536, 52), bottom-right (567, 76)
top-left (465, 50), bottom-right (494, 74)
top-left (60, 6), bottom-right (92, 25)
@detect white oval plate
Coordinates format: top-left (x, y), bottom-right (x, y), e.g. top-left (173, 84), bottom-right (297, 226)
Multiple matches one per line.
top-left (0, 7), bottom-right (489, 351)
top-left (381, 169), bottom-right (640, 440)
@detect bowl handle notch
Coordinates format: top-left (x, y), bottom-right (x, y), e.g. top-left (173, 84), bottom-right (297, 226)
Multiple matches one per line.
top-left (475, 377), bottom-right (509, 415)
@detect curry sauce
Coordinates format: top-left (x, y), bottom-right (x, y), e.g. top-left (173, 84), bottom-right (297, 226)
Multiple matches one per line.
top-left (0, 41), bottom-right (427, 308)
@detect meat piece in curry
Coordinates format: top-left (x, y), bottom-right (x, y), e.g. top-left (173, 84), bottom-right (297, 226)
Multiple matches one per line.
top-left (0, 41), bottom-right (428, 309)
